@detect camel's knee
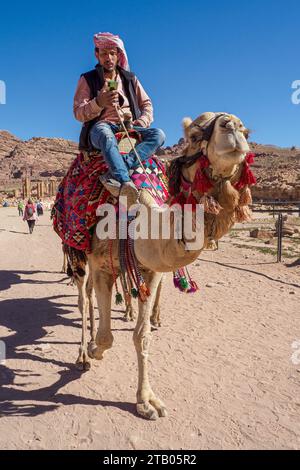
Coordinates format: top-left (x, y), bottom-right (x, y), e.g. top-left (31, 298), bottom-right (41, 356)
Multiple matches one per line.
top-left (133, 330), bottom-right (152, 355)
top-left (96, 331), bottom-right (114, 349)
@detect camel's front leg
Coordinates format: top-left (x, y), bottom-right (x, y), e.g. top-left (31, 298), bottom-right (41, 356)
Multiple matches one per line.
top-left (133, 271), bottom-right (167, 420)
top-left (74, 270), bottom-right (91, 371)
top-left (88, 270), bottom-right (114, 360)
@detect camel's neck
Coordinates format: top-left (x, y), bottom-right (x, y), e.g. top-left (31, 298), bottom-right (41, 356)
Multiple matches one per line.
top-left (134, 203), bottom-right (204, 272)
top-left (210, 161), bottom-right (239, 179)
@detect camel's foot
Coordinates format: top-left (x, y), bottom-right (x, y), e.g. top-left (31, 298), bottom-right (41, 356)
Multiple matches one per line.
top-left (76, 348), bottom-right (91, 371)
top-left (136, 391), bottom-right (167, 420)
top-left (124, 305), bottom-right (135, 322)
top-left (150, 308), bottom-right (161, 328)
top-left (88, 336), bottom-right (113, 360)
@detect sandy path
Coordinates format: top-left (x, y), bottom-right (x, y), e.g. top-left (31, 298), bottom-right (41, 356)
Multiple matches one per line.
top-left (0, 207), bottom-right (299, 450)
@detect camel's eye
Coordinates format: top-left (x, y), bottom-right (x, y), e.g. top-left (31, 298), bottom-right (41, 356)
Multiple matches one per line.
top-left (219, 119), bottom-right (230, 128)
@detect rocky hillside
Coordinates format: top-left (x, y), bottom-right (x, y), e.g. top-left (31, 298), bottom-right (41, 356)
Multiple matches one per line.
top-left (1, 130), bottom-right (300, 201)
top-left (0, 131), bottom-right (77, 186)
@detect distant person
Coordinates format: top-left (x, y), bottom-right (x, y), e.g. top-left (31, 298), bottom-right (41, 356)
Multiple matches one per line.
top-left (17, 200), bottom-right (24, 216)
top-left (23, 198), bottom-right (38, 234)
top-left (17, 200), bottom-right (23, 216)
top-left (36, 200), bottom-right (44, 216)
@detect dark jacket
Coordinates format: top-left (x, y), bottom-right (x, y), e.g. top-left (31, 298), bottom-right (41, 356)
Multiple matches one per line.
top-left (79, 64), bottom-right (141, 150)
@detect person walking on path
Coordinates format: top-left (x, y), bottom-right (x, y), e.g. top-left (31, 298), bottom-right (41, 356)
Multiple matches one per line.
top-left (17, 200), bottom-right (24, 217)
top-left (23, 198), bottom-right (38, 234)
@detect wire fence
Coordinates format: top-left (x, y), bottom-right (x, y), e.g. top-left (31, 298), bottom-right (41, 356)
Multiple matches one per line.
top-left (251, 201), bottom-right (300, 262)
top-left (210, 201), bottom-right (300, 262)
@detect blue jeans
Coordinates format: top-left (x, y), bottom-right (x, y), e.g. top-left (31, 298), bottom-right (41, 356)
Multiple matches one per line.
top-left (89, 121), bottom-right (166, 183)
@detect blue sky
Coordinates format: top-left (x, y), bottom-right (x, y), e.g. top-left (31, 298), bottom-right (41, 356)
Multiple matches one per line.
top-left (0, 0), bottom-right (299, 147)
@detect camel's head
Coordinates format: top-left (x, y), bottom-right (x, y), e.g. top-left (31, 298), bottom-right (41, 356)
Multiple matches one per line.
top-left (183, 112), bottom-right (250, 173)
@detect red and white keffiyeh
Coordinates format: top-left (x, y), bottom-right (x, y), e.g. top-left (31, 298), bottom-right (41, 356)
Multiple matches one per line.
top-left (93, 32), bottom-right (129, 71)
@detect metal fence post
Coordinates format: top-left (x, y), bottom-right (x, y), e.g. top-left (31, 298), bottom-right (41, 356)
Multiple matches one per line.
top-left (277, 213), bottom-right (283, 263)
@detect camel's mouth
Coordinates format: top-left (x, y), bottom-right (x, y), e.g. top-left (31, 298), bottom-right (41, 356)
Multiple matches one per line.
top-left (222, 149), bottom-right (247, 158)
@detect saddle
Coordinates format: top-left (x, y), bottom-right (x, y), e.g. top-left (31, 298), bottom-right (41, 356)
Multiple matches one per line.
top-left (52, 131), bottom-right (169, 252)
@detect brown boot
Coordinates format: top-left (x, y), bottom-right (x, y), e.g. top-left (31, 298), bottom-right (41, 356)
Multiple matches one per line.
top-left (119, 181), bottom-right (139, 208)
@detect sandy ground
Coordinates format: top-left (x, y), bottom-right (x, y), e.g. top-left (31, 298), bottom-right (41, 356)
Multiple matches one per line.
top-left (0, 206), bottom-right (299, 450)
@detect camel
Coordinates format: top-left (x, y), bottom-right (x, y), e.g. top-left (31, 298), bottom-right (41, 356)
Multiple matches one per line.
top-left (71, 112), bottom-right (253, 420)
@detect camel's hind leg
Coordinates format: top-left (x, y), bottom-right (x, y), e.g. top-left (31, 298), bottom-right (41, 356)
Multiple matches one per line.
top-left (74, 269), bottom-right (91, 371)
top-left (124, 295), bottom-right (135, 322)
top-left (88, 270), bottom-right (114, 361)
top-left (133, 271), bottom-right (167, 420)
top-left (86, 271), bottom-right (96, 350)
top-left (123, 273), bottom-right (135, 322)
top-left (61, 251), bottom-right (67, 273)
top-left (150, 275), bottom-right (164, 327)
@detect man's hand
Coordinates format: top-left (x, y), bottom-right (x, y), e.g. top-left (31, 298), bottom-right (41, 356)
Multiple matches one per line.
top-left (132, 118), bottom-right (146, 127)
top-left (96, 88), bottom-right (119, 108)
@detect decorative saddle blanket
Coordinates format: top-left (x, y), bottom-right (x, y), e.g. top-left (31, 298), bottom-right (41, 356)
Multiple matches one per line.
top-left (52, 139), bottom-right (169, 251)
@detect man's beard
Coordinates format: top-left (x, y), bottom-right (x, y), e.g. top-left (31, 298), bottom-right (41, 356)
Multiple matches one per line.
top-left (103, 66), bottom-right (116, 73)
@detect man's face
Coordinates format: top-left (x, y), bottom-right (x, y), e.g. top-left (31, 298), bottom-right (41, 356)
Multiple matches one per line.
top-left (95, 47), bottom-right (118, 72)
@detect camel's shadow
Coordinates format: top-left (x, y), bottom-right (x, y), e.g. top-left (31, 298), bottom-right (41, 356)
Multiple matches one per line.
top-left (0, 270), bottom-right (70, 292)
top-left (0, 287), bottom-right (138, 418)
top-left (0, 364), bottom-right (135, 418)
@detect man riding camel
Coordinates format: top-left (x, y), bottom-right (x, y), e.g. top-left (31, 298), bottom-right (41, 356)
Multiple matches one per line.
top-left (73, 32), bottom-right (166, 206)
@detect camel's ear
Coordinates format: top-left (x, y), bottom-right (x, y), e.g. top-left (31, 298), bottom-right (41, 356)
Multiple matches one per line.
top-left (243, 128), bottom-right (251, 140)
top-left (182, 117), bottom-right (192, 139)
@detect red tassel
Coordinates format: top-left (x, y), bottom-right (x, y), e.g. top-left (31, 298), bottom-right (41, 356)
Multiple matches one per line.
top-left (235, 162), bottom-right (256, 190)
top-left (198, 154), bottom-right (210, 169)
top-left (193, 169), bottom-right (213, 193)
top-left (246, 152), bottom-right (256, 165)
top-left (170, 193), bottom-right (186, 207)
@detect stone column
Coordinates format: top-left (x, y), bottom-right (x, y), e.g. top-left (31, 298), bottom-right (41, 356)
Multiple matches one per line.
top-left (50, 180), bottom-right (57, 196)
top-left (25, 177), bottom-right (31, 198)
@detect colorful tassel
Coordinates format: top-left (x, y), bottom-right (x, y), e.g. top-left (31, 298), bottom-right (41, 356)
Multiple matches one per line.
top-left (179, 276), bottom-right (189, 291)
top-left (131, 287), bottom-right (139, 298)
top-left (115, 292), bottom-right (123, 305)
top-left (173, 268), bottom-right (199, 294)
top-left (188, 280), bottom-right (199, 293)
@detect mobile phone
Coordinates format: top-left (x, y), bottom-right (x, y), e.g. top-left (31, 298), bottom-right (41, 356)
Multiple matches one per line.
top-left (107, 80), bottom-right (118, 91)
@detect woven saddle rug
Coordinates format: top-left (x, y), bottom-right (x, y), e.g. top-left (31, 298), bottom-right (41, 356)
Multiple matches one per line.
top-left (52, 132), bottom-right (169, 251)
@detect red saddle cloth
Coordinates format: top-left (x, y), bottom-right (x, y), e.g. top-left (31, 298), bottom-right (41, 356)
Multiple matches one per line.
top-left (52, 147), bottom-right (169, 252)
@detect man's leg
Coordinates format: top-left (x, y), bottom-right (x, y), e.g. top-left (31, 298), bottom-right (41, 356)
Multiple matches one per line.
top-left (90, 121), bottom-right (130, 183)
top-left (89, 121), bottom-right (138, 206)
top-left (123, 127), bottom-right (166, 170)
